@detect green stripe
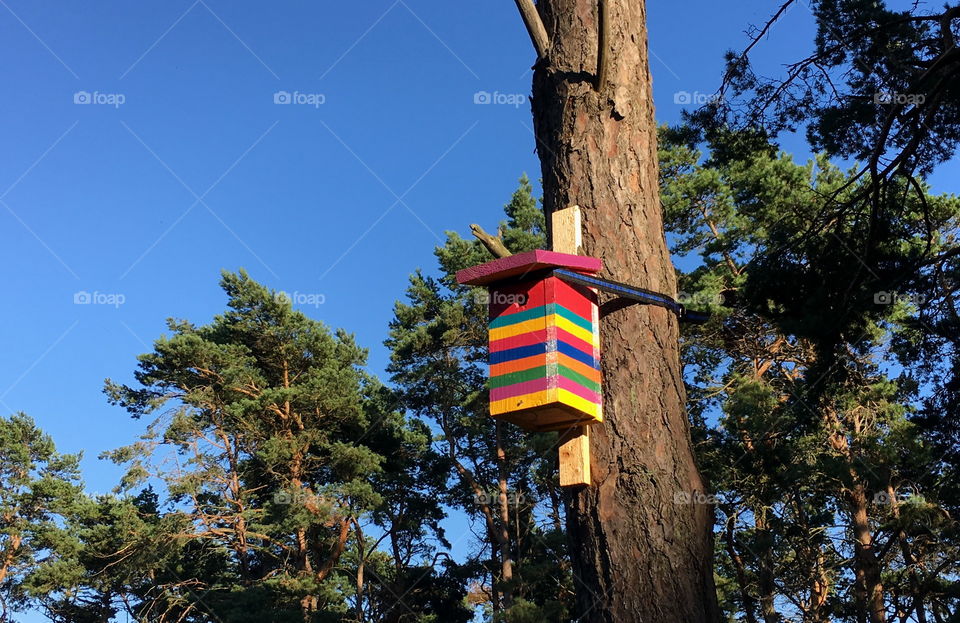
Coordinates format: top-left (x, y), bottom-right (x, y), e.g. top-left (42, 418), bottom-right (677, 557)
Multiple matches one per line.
top-left (489, 306), bottom-right (544, 329)
top-left (489, 303), bottom-right (592, 331)
top-left (552, 304), bottom-right (593, 332)
top-left (488, 365), bottom-right (549, 389)
top-left (488, 364), bottom-right (601, 393)
top-left (558, 365), bottom-right (601, 392)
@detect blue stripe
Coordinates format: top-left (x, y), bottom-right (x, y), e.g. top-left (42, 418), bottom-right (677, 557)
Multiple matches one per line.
top-left (489, 342), bottom-right (548, 365)
top-left (558, 341), bottom-right (598, 368)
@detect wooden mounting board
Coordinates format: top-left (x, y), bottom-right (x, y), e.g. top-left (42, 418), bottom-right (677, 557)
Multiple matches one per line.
top-left (552, 206), bottom-right (593, 488)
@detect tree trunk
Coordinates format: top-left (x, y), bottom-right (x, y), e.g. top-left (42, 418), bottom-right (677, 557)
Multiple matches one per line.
top-left (826, 415), bottom-right (887, 623)
top-left (848, 483), bottom-right (887, 623)
top-left (887, 484), bottom-right (926, 623)
top-left (756, 512), bottom-right (780, 623)
top-left (354, 520), bottom-right (366, 623)
top-left (809, 548), bottom-right (831, 623)
top-left (495, 421), bottom-right (514, 608)
top-left (723, 510), bottom-right (759, 623)
top-left (529, 0), bottom-right (719, 620)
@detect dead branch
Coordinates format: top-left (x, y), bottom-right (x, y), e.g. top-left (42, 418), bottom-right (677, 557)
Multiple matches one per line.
top-left (470, 223), bottom-right (512, 258)
top-left (596, 0), bottom-right (610, 91)
top-left (513, 0), bottom-right (551, 60)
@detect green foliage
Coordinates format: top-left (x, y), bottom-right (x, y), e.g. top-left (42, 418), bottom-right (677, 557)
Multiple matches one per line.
top-left (694, 0), bottom-right (960, 177)
top-left (0, 413), bottom-right (87, 622)
top-left (661, 125), bottom-right (960, 622)
top-left (89, 270), bottom-right (467, 622)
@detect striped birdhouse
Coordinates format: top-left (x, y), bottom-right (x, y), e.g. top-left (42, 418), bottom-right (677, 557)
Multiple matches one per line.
top-left (456, 250), bottom-right (603, 432)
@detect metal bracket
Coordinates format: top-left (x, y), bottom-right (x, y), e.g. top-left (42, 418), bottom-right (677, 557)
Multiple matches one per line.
top-left (552, 269), bottom-right (711, 324)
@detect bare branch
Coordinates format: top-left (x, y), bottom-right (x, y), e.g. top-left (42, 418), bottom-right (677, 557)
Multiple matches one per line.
top-left (596, 0), bottom-right (610, 92)
top-left (513, 0), bottom-right (551, 60)
top-left (720, 0), bottom-right (797, 95)
top-left (470, 223), bottom-right (513, 258)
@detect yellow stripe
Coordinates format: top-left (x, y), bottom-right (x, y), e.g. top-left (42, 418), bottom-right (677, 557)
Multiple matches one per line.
top-left (490, 389), bottom-right (555, 416)
top-left (553, 314), bottom-right (595, 344)
top-left (491, 388), bottom-right (602, 420)
top-left (557, 389), bottom-right (603, 421)
top-left (488, 317), bottom-right (547, 342)
top-left (488, 315), bottom-right (595, 347)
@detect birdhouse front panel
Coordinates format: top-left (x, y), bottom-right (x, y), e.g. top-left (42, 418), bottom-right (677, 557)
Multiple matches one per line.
top-left (456, 250), bottom-right (604, 432)
top-left (487, 275), bottom-right (601, 431)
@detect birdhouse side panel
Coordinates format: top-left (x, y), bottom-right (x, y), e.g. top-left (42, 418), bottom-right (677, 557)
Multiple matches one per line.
top-left (544, 276), bottom-right (602, 421)
top-left (487, 280), bottom-right (559, 416)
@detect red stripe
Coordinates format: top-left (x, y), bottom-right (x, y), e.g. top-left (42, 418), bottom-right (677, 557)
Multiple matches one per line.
top-left (548, 277), bottom-right (596, 321)
top-left (489, 280), bottom-right (546, 319)
top-left (555, 327), bottom-right (595, 356)
top-left (490, 277), bottom-right (596, 324)
top-left (490, 329), bottom-right (549, 353)
top-left (489, 327), bottom-right (596, 357)
top-left (558, 376), bottom-right (601, 404)
top-left (490, 377), bottom-right (552, 401)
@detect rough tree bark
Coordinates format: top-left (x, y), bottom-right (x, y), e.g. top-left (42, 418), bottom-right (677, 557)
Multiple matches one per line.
top-left (523, 0), bottom-right (721, 620)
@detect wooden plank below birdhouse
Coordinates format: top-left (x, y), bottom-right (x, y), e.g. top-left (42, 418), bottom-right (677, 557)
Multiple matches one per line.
top-left (558, 426), bottom-right (591, 487)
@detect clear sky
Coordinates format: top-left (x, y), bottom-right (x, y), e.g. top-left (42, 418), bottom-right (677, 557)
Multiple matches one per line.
top-left (1, 1), bottom-right (956, 619)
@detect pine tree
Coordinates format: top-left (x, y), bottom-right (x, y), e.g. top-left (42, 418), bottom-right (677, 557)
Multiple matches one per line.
top-left (99, 270), bottom-right (466, 622)
top-left (659, 127), bottom-right (960, 622)
top-left (516, 0), bottom-right (722, 618)
top-left (0, 413), bottom-right (86, 622)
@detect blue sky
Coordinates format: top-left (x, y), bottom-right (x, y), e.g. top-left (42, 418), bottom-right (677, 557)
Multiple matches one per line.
top-left (1, 0), bottom-right (957, 618)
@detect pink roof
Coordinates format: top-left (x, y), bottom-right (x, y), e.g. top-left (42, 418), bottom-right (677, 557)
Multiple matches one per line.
top-left (456, 250), bottom-right (602, 286)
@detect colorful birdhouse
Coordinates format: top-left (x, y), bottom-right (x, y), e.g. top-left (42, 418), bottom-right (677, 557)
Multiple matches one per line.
top-left (456, 250), bottom-right (603, 432)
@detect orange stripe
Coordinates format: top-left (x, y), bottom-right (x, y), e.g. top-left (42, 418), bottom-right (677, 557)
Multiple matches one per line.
top-left (558, 352), bottom-right (601, 383)
top-left (490, 353), bottom-right (549, 377)
top-left (489, 352), bottom-right (599, 383)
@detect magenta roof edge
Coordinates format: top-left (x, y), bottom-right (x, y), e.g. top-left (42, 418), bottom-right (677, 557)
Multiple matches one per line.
top-left (455, 249), bottom-right (603, 286)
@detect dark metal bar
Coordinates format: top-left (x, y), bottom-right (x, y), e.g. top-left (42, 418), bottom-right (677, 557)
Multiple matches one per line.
top-left (552, 269), bottom-right (711, 324)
